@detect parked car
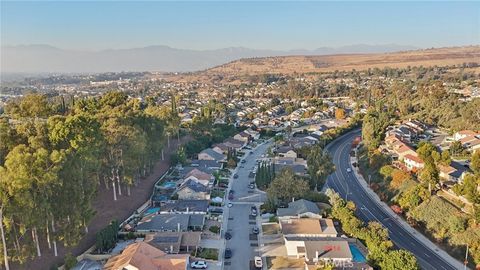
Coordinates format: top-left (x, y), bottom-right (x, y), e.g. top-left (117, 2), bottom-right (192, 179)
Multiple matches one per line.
top-left (252, 226), bottom-right (259, 234)
top-left (224, 248), bottom-right (232, 259)
top-left (227, 202), bottom-right (233, 208)
top-left (225, 232), bottom-right (232, 240)
top-left (228, 193), bottom-right (234, 200)
top-left (248, 183), bottom-right (255, 189)
top-left (241, 159), bottom-right (246, 163)
top-left (191, 260), bottom-right (208, 269)
top-left (254, 256), bottom-right (263, 268)
top-left (346, 168), bottom-right (352, 173)
top-left (233, 174), bottom-right (239, 179)
top-left (251, 206), bottom-right (257, 216)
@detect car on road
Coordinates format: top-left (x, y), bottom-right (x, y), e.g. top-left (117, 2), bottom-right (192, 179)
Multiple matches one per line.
top-left (252, 226), bottom-right (259, 234)
top-left (251, 206), bottom-right (257, 216)
top-left (233, 173), bottom-right (239, 179)
top-left (224, 248), bottom-right (232, 259)
top-left (248, 183), bottom-right (255, 189)
top-left (227, 202), bottom-right (233, 208)
top-left (191, 260), bottom-right (208, 269)
top-left (346, 168), bottom-right (352, 173)
top-left (254, 256), bottom-right (263, 268)
top-left (241, 159), bottom-right (246, 163)
top-left (225, 232), bottom-right (232, 240)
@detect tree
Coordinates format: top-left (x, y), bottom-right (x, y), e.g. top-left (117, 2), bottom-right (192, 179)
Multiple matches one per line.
top-left (449, 141), bottom-right (465, 157)
top-left (471, 150), bottom-right (480, 175)
top-left (334, 108), bottom-right (346, 119)
top-left (362, 108), bottom-right (390, 150)
top-left (266, 168), bottom-right (309, 203)
top-left (419, 158), bottom-right (439, 190)
top-left (380, 250), bottom-right (419, 270)
top-left (307, 144), bottom-right (334, 190)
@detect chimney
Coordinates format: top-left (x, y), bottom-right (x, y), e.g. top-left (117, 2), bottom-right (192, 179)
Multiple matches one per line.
top-left (315, 250), bottom-right (319, 262)
top-left (170, 245), bottom-right (173, 253)
top-left (186, 207), bottom-right (189, 213)
top-left (177, 223), bottom-right (181, 232)
top-left (292, 197), bottom-right (295, 202)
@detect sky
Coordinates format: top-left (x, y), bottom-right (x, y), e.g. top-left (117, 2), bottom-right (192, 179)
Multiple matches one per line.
top-left (1, 1), bottom-right (479, 51)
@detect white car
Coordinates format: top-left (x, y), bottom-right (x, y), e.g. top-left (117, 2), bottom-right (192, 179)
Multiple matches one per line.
top-left (191, 260), bottom-right (208, 269)
top-left (346, 168), bottom-right (352, 173)
top-left (227, 202), bottom-right (233, 208)
top-left (254, 256), bottom-right (263, 268)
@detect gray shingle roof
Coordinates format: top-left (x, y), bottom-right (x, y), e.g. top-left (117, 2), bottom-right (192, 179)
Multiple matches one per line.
top-left (136, 214), bottom-right (205, 232)
top-left (277, 199), bottom-right (320, 217)
top-left (161, 200), bottom-right (209, 213)
top-left (200, 148), bottom-right (226, 161)
top-left (179, 179), bottom-right (208, 193)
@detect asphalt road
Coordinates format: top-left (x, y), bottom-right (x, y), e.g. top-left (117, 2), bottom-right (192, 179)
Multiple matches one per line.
top-left (223, 141), bottom-right (270, 270)
top-left (325, 130), bottom-right (460, 270)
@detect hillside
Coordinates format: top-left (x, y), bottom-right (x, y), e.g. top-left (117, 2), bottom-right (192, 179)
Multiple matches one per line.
top-left (166, 46), bottom-right (480, 83)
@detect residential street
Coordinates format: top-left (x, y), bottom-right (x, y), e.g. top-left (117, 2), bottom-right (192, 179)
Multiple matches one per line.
top-left (324, 130), bottom-right (465, 270)
top-left (222, 141), bottom-right (271, 270)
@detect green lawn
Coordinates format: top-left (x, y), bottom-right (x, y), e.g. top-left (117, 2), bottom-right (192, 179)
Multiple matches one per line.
top-left (194, 248), bottom-right (219, 261)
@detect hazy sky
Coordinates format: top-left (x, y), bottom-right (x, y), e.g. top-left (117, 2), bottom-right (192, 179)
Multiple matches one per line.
top-left (1, 1), bottom-right (479, 51)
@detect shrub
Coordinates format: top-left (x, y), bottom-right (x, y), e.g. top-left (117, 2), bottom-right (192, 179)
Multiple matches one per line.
top-left (209, 225), bottom-right (220, 234)
top-left (63, 253), bottom-right (77, 270)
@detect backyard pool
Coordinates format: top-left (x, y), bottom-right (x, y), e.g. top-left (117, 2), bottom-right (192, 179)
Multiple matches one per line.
top-left (349, 244), bottom-right (366, 262)
top-left (145, 207), bottom-right (160, 215)
top-left (157, 181), bottom-right (177, 189)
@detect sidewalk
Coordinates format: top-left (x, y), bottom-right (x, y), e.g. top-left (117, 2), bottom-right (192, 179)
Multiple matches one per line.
top-left (350, 154), bottom-right (467, 270)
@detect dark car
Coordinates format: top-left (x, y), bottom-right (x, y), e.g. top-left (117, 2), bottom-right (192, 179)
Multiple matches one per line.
top-left (228, 193), bottom-right (234, 200)
top-left (252, 226), bottom-right (259, 234)
top-left (233, 174), bottom-right (239, 179)
top-left (225, 232), bottom-right (232, 240)
top-left (224, 248), bottom-right (232, 259)
top-left (241, 159), bottom-right (246, 163)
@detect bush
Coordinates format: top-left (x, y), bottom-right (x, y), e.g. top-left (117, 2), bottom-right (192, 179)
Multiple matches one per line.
top-left (269, 216), bottom-right (279, 223)
top-left (63, 253), bottom-right (77, 270)
top-left (195, 248), bottom-right (219, 260)
top-left (209, 225), bottom-right (220, 234)
top-left (303, 191), bottom-right (330, 203)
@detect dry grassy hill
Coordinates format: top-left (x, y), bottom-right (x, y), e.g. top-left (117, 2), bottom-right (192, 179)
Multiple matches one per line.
top-left (165, 46), bottom-right (480, 83)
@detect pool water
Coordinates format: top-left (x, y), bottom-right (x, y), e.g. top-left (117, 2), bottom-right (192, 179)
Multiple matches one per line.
top-left (349, 244), bottom-right (366, 262)
top-left (159, 181), bottom-right (176, 189)
top-left (145, 207), bottom-right (160, 215)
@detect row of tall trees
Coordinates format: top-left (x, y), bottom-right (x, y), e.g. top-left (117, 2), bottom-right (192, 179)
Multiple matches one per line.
top-left (0, 92), bottom-right (169, 267)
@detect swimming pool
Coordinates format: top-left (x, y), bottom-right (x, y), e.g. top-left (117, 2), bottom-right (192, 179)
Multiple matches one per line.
top-left (349, 244), bottom-right (366, 262)
top-left (157, 181), bottom-right (177, 189)
top-left (145, 207), bottom-right (160, 215)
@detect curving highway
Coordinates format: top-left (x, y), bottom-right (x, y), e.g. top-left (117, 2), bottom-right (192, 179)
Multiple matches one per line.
top-left (324, 130), bottom-right (462, 270)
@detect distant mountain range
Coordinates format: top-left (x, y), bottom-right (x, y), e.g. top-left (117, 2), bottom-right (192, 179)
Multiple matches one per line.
top-left (1, 44), bottom-right (419, 73)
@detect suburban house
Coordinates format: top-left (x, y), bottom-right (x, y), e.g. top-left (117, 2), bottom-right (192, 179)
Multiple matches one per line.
top-left (145, 231), bottom-right (201, 254)
top-left (160, 200), bottom-right (209, 214)
top-left (395, 144), bottom-right (417, 161)
top-left (286, 238), bottom-right (353, 265)
top-left (223, 138), bottom-right (246, 150)
top-left (191, 159), bottom-right (223, 171)
top-left (197, 148), bottom-right (226, 162)
top-left (403, 154), bottom-right (425, 172)
top-left (277, 199), bottom-right (321, 220)
top-left (453, 130), bottom-right (479, 141)
top-left (103, 242), bottom-right (189, 270)
top-left (176, 180), bottom-right (210, 200)
top-left (183, 168), bottom-right (214, 186)
top-left (280, 218), bottom-right (337, 238)
top-left (234, 131), bottom-right (252, 143)
top-left (212, 143), bottom-right (230, 154)
top-left (439, 161), bottom-right (471, 184)
top-left (136, 213), bottom-right (205, 232)
top-left (276, 145), bottom-right (298, 159)
top-left (244, 128), bottom-right (260, 140)
top-left (455, 132), bottom-right (480, 152)
top-left (273, 156), bottom-right (308, 176)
